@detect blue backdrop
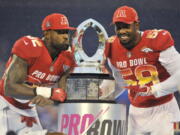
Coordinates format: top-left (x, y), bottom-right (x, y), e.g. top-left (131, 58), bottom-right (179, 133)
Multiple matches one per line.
top-left (0, 0), bottom-right (180, 63)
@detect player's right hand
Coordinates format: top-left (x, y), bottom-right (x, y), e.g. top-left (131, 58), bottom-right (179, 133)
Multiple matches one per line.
top-left (29, 95), bottom-right (54, 107)
top-left (50, 88), bottom-right (67, 102)
top-left (35, 87), bottom-right (67, 102)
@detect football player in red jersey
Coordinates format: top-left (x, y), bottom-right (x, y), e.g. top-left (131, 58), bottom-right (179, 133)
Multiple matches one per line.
top-left (104, 6), bottom-right (180, 135)
top-left (0, 13), bottom-right (76, 135)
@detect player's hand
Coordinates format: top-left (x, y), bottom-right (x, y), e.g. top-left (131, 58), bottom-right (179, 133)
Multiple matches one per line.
top-left (99, 88), bottom-right (103, 97)
top-left (29, 95), bottom-right (54, 107)
top-left (50, 88), bottom-right (67, 102)
top-left (47, 132), bottom-right (67, 135)
top-left (146, 86), bottom-right (153, 95)
top-left (125, 85), bottom-right (152, 98)
top-left (125, 85), bottom-right (148, 92)
top-left (35, 87), bottom-right (67, 102)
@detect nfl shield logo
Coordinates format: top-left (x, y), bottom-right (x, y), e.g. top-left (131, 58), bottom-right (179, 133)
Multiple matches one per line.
top-left (46, 21), bottom-right (51, 28)
top-left (126, 52), bottom-right (132, 58)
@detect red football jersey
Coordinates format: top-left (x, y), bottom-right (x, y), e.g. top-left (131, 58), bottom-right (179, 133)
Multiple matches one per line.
top-left (105, 29), bottom-right (174, 107)
top-left (0, 35), bottom-right (75, 109)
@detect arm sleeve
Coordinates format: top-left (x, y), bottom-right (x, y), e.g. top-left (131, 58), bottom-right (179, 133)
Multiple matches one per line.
top-left (159, 46), bottom-right (180, 75)
top-left (151, 46), bottom-right (180, 97)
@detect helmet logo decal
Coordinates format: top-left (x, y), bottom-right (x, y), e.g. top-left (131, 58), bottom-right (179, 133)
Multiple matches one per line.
top-left (46, 21), bottom-right (51, 28)
top-left (61, 16), bottom-right (69, 25)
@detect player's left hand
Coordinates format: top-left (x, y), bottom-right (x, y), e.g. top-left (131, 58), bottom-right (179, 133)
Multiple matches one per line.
top-left (125, 85), bottom-right (152, 97)
top-left (146, 86), bottom-right (153, 95)
top-left (29, 95), bottom-right (54, 107)
top-left (125, 85), bottom-right (149, 92)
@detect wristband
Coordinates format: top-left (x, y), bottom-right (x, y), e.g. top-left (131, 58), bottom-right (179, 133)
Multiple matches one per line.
top-left (36, 87), bottom-right (51, 98)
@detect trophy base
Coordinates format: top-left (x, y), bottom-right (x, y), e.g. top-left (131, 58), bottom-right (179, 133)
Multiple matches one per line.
top-left (58, 102), bottom-right (127, 135)
top-left (67, 73), bottom-right (115, 101)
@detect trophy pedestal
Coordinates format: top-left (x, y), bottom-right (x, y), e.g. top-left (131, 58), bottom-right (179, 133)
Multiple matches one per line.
top-left (56, 73), bottom-right (127, 135)
top-left (57, 102), bottom-right (127, 135)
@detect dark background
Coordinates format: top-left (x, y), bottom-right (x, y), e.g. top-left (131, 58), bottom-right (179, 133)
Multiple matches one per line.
top-left (0, 0), bottom-right (180, 65)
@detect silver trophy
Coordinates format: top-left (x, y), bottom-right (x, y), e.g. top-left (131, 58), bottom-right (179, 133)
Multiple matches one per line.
top-left (72, 18), bottom-right (108, 73)
top-left (67, 19), bottom-right (115, 100)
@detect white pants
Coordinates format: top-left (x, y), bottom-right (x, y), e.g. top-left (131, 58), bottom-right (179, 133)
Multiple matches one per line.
top-left (127, 97), bottom-right (180, 135)
top-left (0, 96), bottom-right (47, 135)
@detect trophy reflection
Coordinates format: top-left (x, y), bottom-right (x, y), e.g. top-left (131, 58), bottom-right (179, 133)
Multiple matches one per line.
top-left (67, 18), bottom-right (115, 101)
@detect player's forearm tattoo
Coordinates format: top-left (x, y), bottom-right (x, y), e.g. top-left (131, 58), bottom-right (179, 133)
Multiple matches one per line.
top-left (7, 55), bottom-right (27, 83)
top-left (4, 55), bottom-right (28, 93)
top-left (9, 57), bottom-right (27, 83)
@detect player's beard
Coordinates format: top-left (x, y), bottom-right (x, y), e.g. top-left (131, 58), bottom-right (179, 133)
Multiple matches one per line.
top-left (54, 43), bottom-right (69, 52)
top-left (118, 33), bottom-right (136, 50)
